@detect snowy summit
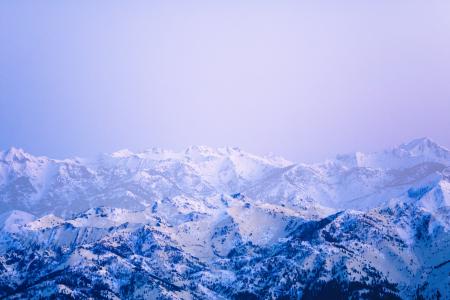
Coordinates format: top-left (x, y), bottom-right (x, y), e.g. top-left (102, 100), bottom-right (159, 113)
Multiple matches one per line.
top-left (0, 138), bottom-right (449, 299)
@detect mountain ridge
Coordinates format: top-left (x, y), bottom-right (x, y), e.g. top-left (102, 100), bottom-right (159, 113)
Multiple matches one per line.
top-left (0, 137), bottom-right (448, 216)
top-left (2, 136), bottom-right (448, 165)
top-left (0, 138), bottom-right (449, 299)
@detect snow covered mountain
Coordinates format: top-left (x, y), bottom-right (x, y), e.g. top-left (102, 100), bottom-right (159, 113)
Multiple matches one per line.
top-left (0, 138), bottom-right (449, 299)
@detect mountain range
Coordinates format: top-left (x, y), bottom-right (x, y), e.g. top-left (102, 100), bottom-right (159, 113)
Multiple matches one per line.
top-left (0, 137), bottom-right (449, 299)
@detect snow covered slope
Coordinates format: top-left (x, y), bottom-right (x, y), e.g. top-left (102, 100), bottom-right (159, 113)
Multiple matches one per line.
top-left (1, 137), bottom-right (448, 218)
top-left (0, 138), bottom-right (449, 299)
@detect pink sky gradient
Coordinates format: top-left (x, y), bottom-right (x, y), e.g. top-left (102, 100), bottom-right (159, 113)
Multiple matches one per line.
top-left (1, 1), bottom-right (449, 162)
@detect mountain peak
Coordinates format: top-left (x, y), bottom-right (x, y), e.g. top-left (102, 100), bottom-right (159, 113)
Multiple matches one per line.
top-left (0, 210), bottom-right (35, 233)
top-left (398, 137), bottom-right (449, 157)
top-left (184, 145), bottom-right (219, 157)
top-left (400, 137), bottom-right (437, 150)
top-left (111, 149), bottom-right (134, 158)
top-left (1, 147), bottom-right (31, 162)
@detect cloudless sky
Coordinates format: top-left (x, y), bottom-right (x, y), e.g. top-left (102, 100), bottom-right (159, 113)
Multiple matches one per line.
top-left (1, 1), bottom-right (450, 162)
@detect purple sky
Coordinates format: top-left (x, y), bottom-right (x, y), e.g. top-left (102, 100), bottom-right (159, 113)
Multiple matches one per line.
top-left (1, 1), bottom-right (450, 162)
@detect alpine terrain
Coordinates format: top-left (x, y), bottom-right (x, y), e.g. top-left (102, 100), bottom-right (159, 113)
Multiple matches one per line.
top-left (0, 137), bottom-right (449, 299)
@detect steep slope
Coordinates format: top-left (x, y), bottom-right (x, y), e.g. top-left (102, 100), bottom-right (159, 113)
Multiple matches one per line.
top-left (1, 138), bottom-right (449, 218)
top-left (0, 146), bottom-right (291, 217)
top-left (0, 183), bottom-right (448, 299)
top-left (245, 138), bottom-right (450, 211)
top-left (0, 138), bottom-right (449, 299)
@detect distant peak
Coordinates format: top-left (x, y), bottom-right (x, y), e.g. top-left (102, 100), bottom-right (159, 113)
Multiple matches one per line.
top-left (0, 210), bottom-right (36, 232)
top-left (111, 149), bottom-right (134, 158)
top-left (7, 146), bottom-right (26, 155)
top-left (2, 147), bottom-right (30, 161)
top-left (391, 137), bottom-right (450, 162)
top-left (400, 137), bottom-right (438, 151)
top-left (398, 137), bottom-right (450, 155)
top-left (184, 145), bottom-right (218, 156)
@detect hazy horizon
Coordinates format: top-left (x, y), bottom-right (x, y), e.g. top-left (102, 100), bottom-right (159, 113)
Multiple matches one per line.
top-left (1, 136), bottom-right (448, 166)
top-left (1, 1), bottom-right (450, 163)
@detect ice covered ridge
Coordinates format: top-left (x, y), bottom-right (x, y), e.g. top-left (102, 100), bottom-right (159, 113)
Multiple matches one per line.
top-left (0, 137), bottom-right (449, 299)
